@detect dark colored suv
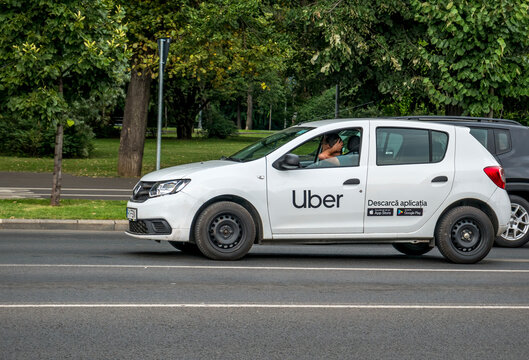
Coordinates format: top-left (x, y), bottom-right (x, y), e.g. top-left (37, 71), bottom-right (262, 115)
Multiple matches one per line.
top-left (398, 116), bottom-right (529, 247)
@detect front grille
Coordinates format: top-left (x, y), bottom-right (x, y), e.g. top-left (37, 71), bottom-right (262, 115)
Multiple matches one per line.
top-left (131, 181), bottom-right (156, 202)
top-left (129, 219), bottom-right (172, 235)
top-left (129, 220), bottom-right (148, 234)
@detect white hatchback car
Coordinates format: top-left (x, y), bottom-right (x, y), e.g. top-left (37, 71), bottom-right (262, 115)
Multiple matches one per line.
top-left (126, 119), bottom-right (511, 264)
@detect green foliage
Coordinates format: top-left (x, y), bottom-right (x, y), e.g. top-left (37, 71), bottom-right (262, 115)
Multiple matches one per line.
top-left (413, 0), bottom-right (529, 116)
top-left (0, 0), bottom-right (129, 153)
top-left (295, 88), bottom-right (336, 123)
top-left (202, 105), bottom-right (238, 138)
top-left (0, 116), bottom-right (94, 158)
top-left (299, 1), bottom-right (422, 104)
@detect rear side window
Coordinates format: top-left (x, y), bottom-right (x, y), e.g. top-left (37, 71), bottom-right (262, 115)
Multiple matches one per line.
top-left (494, 129), bottom-right (511, 154)
top-left (376, 127), bottom-right (448, 165)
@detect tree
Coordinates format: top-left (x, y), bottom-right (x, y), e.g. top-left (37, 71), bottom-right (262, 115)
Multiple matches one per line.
top-left (294, 1), bottom-right (424, 113)
top-left (413, 0), bottom-right (529, 117)
top-left (0, 0), bottom-right (129, 205)
top-left (169, 0), bottom-right (292, 133)
top-left (117, 0), bottom-right (185, 177)
top-left (118, 0), bottom-right (292, 176)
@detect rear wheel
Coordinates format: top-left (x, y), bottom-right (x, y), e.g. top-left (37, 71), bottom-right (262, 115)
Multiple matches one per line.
top-left (194, 201), bottom-right (255, 260)
top-left (495, 195), bottom-right (529, 248)
top-left (435, 206), bottom-right (494, 264)
top-left (392, 243), bottom-right (432, 256)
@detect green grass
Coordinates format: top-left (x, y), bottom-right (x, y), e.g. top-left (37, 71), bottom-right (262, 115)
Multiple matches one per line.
top-left (0, 133), bottom-right (270, 177)
top-left (0, 199), bottom-right (127, 220)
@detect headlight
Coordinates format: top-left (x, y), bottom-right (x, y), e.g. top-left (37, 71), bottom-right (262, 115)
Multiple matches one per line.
top-left (149, 179), bottom-right (190, 198)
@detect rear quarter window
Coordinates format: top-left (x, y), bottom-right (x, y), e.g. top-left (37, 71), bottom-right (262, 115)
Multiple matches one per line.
top-left (494, 129), bottom-right (511, 154)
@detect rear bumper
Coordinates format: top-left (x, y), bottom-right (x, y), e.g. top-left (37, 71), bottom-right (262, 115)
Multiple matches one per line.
top-left (490, 188), bottom-right (511, 236)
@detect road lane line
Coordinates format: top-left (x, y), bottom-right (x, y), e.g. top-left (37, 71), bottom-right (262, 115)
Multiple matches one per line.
top-left (1, 304), bottom-right (529, 309)
top-left (1, 264), bottom-right (529, 273)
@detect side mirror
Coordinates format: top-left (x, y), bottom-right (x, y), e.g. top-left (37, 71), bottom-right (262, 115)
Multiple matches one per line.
top-left (273, 153), bottom-right (300, 170)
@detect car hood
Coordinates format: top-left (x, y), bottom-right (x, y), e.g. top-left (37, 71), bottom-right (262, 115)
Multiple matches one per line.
top-left (140, 160), bottom-right (237, 182)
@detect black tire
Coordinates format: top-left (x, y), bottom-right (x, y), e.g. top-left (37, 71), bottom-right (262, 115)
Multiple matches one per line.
top-left (392, 243), bottom-right (433, 256)
top-left (495, 195), bottom-right (529, 248)
top-left (194, 201), bottom-right (256, 260)
top-left (168, 241), bottom-right (201, 255)
top-left (435, 206), bottom-right (494, 264)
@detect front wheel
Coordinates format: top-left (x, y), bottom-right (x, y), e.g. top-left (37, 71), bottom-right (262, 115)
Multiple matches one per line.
top-left (495, 195), bottom-right (529, 248)
top-left (435, 206), bottom-right (494, 264)
top-left (194, 201), bottom-right (256, 260)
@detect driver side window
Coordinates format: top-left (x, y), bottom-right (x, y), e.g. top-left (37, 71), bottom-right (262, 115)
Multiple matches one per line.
top-left (289, 128), bottom-right (362, 169)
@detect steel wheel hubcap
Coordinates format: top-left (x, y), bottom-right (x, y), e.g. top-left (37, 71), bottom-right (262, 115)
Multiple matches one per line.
top-left (208, 214), bottom-right (242, 249)
top-left (451, 219), bottom-right (481, 252)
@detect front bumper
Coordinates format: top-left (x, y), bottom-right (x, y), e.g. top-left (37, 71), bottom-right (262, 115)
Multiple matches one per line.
top-left (125, 191), bottom-right (198, 242)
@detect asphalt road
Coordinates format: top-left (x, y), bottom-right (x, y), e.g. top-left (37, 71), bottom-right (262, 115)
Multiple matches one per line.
top-left (0, 172), bottom-right (138, 200)
top-left (1, 230), bottom-right (529, 359)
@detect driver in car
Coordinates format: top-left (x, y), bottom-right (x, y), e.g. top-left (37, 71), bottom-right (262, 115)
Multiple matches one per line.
top-left (318, 133), bottom-right (343, 163)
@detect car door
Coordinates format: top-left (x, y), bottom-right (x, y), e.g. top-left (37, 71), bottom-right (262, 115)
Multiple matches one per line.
top-left (364, 122), bottom-right (455, 234)
top-left (266, 125), bottom-right (368, 236)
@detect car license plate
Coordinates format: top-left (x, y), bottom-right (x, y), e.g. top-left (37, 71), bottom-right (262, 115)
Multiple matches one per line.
top-left (126, 207), bottom-right (137, 221)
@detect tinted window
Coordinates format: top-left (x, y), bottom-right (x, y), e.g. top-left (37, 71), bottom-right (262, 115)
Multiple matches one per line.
top-left (376, 128), bottom-right (448, 165)
top-left (494, 129), bottom-right (511, 154)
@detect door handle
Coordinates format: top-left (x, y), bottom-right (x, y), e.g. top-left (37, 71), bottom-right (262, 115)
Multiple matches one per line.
top-left (432, 176), bottom-right (448, 183)
top-left (343, 178), bottom-right (360, 185)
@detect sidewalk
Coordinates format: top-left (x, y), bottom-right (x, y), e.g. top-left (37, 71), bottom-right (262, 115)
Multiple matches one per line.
top-left (0, 171), bottom-right (138, 200)
top-left (0, 171), bottom-right (137, 231)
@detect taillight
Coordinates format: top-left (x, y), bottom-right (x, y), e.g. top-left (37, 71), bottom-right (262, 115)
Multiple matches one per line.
top-left (484, 166), bottom-right (506, 189)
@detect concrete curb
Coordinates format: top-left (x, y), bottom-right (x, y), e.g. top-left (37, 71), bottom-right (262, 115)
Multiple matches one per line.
top-left (0, 219), bottom-right (128, 231)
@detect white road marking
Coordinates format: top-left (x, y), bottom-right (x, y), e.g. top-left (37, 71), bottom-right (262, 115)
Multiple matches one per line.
top-left (1, 304), bottom-right (529, 309)
top-left (487, 258), bottom-right (529, 263)
top-left (0, 264), bottom-right (528, 273)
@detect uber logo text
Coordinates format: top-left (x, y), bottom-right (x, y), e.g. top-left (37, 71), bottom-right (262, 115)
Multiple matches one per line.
top-left (292, 190), bottom-right (343, 209)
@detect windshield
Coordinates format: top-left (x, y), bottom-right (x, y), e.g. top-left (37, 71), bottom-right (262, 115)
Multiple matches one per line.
top-left (227, 127), bottom-right (314, 162)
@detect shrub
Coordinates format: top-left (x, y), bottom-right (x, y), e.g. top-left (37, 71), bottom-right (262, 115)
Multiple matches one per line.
top-left (203, 105), bottom-right (237, 139)
top-left (0, 117), bottom-right (94, 158)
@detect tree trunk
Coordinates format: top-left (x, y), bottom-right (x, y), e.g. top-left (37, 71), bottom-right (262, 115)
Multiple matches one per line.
top-left (236, 100), bottom-right (241, 129)
top-left (245, 88), bottom-right (253, 130)
top-left (176, 119), bottom-right (193, 139)
top-left (487, 88), bottom-right (494, 118)
top-left (269, 104), bottom-right (272, 130)
top-left (118, 68), bottom-right (152, 177)
top-left (51, 78), bottom-right (64, 206)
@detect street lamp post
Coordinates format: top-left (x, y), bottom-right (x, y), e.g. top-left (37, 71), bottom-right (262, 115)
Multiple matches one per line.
top-left (156, 37), bottom-right (171, 171)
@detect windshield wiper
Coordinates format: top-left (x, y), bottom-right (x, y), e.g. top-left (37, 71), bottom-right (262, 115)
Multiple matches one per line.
top-left (222, 156), bottom-right (244, 162)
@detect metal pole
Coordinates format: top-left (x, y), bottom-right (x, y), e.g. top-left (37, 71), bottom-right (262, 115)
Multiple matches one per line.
top-left (156, 40), bottom-right (164, 171)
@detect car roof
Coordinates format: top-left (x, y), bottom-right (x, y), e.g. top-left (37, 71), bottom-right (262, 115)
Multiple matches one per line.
top-left (393, 115), bottom-right (526, 128)
top-left (297, 117), bottom-right (460, 131)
